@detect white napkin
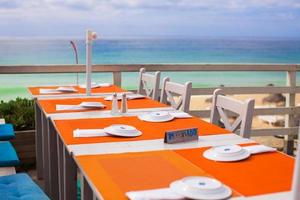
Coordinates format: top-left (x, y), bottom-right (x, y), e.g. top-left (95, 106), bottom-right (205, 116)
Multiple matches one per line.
top-left (56, 105), bottom-right (85, 111)
top-left (104, 94), bottom-right (145, 101)
top-left (126, 188), bottom-right (184, 200)
top-left (170, 112), bottom-right (192, 118)
top-left (73, 129), bottom-right (108, 138)
top-left (39, 89), bottom-right (62, 94)
top-left (243, 145), bottom-right (276, 154)
top-left (79, 83), bottom-right (112, 89)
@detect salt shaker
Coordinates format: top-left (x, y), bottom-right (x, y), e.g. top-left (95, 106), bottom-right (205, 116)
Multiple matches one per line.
top-left (121, 93), bottom-right (128, 113)
top-left (111, 93), bottom-right (119, 115)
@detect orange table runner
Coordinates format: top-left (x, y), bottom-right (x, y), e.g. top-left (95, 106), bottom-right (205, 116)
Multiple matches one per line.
top-left (54, 116), bottom-right (229, 145)
top-left (38, 97), bottom-right (168, 114)
top-left (174, 144), bottom-right (294, 196)
top-left (28, 85), bottom-right (125, 96)
top-left (75, 150), bottom-right (239, 200)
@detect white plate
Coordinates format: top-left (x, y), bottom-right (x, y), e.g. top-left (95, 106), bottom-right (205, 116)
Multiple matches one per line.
top-left (56, 86), bottom-right (77, 92)
top-left (104, 94), bottom-right (145, 101)
top-left (138, 111), bottom-right (174, 122)
top-left (79, 102), bottom-right (106, 108)
top-left (79, 83), bottom-right (112, 89)
top-left (203, 145), bottom-right (251, 162)
top-left (104, 125), bottom-right (142, 137)
top-left (170, 176), bottom-right (232, 200)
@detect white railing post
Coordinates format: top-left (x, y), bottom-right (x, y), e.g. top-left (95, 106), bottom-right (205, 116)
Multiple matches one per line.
top-left (113, 71), bottom-right (122, 87)
top-left (85, 30), bottom-right (97, 96)
top-left (285, 70), bottom-right (296, 155)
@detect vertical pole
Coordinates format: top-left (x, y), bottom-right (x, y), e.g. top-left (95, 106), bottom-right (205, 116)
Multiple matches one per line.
top-left (34, 100), bottom-right (43, 179)
top-left (285, 70), bottom-right (296, 155)
top-left (113, 71), bottom-right (122, 87)
top-left (80, 174), bottom-right (94, 200)
top-left (86, 30), bottom-right (92, 96)
top-left (292, 126), bottom-right (300, 200)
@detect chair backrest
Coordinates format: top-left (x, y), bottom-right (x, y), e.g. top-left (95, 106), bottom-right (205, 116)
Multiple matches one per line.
top-left (292, 126), bottom-right (300, 200)
top-left (210, 89), bottom-right (255, 138)
top-left (137, 68), bottom-right (161, 100)
top-left (160, 77), bottom-right (192, 112)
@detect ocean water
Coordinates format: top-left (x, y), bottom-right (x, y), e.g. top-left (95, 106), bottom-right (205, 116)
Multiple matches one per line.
top-left (0, 38), bottom-right (300, 101)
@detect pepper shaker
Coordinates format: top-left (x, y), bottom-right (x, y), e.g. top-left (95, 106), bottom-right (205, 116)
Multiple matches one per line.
top-left (111, 93), bottom-right (119, 115)
top-left (121, 93), bottom-right (128, 113)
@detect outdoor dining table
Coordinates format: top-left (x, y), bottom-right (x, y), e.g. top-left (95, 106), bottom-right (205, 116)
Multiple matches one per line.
top-left (28, 84), bottom-right (295, 200)
top-left (27, 85), bottom-right (128, 193)
top-left (51, 114), bottom-right (253, 200)
top-left (74, 144), bottom-right (294, 199)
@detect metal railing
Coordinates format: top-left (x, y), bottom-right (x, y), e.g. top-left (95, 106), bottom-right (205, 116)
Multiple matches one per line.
top-left (1, 64), bottom-right (299, 154)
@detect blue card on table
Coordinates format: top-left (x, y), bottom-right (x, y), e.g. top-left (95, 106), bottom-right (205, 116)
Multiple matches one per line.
top-left (164, 128), bottom-right (198, 144)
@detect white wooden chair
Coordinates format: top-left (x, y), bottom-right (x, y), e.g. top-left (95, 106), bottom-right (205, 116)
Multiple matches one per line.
top-left (137, 68), bottom-right (161, 100)
top-left (160, 77), bottom-right (192, 112)
top-left (292, 126), bottom-right (300, 200)
top-left (210, 89), bottom-right (255, 138)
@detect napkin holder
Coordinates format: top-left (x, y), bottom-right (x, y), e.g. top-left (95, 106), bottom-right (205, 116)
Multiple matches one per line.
top-left (164, 128), bottom-right (198, 144)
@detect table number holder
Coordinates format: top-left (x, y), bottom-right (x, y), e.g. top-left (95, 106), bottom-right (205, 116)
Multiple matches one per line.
top-left (164, 128), bottom-right (198, 144)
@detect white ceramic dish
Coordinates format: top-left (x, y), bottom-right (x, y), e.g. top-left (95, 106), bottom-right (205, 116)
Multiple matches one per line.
top-left (103, 125), bottom-right (142, 137)
top-left (104, 94), bottom-right (145, 101)
top-left (79, 83), bottom-right (112, 89)
top-left (56, 86), bottom-right (77, 92)
top-left (203, 145), bottom-right (251, 162)
top-left (170, 176), bottom-right (232, 200)
top-left (138, 111), bottom-right (174, 122)
top-left (79, 102), bottom-right (106, 108)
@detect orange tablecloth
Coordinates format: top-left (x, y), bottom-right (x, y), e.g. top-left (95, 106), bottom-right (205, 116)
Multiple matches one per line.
top-left (54, 116), bottom-right (229, 145)
top-left (28, 85), bottom-right (125, 96)
top-left (38, 97), bottom-right (168, 114)
top-left (76, 146), bottom-right (294, 200)
top-left (175, 144), bottom-right (294, 196)
top-left (75, 150), bottom-right (239, 200)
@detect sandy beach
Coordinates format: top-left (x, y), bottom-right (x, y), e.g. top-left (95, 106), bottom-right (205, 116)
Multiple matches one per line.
top-left (190, 94), bottom-right (300, 150)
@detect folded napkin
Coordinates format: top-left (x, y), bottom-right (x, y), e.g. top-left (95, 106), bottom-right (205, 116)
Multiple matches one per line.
top-left (243, 145), bottom-right (276, 154)
top-left (79, 83), bottom-right (112, 89)
top-left (73, 129), bottom-right (108, 138)
top-left (56, 105), bottom-right (85, 111)
top-left (126, 188), bottom-right (184, 200)
top-left (39, 89), bottom-right (62, 94)
top-left (169, 112), bottom-right (192, 118)
top-left (105, 94), bottom-right (145, 101)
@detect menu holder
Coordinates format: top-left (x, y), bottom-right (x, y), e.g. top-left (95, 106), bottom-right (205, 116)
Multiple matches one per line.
top-left (164, 128), bottom-right (198, 144)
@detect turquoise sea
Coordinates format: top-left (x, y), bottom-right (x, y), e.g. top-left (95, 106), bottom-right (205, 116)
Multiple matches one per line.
top-left (0, 38), bottom-right (300, 101)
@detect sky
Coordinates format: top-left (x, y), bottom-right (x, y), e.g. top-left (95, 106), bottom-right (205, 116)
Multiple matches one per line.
top-left (0, 0), bottom-right (299, 38)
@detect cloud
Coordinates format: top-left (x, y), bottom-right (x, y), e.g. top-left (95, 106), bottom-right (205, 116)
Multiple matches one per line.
top-left (1, 0), bottom-right (300, 11)
top-left (0, 0), bottom-right (299, 38)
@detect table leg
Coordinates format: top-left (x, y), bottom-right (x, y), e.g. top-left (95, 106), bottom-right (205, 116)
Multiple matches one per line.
top-left (80, 174), bottom-right (94, 200)
top-left (48, 119), bottom-right (59, 200)
top-left (57, 134), bottom-right (64, 200)
top-left (63, 147), bottom-right (77, 200)
top-left (34, 101), bottom-right (43, 179)
top-left (42, 113), bottom-right (50, 194)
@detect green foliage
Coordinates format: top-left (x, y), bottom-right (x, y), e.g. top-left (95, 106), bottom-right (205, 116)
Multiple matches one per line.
top-left (0, 98), bottom-right (35, 131)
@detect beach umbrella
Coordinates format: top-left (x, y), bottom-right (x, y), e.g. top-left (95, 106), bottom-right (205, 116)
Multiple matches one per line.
top-left (262, 93), bottom-right (286, 104)
top-left (262, 83), bottom-right (286, 104)
top-left (85, 30), bottom-right (97, 96)
top-left (70, 41), bottom-right (79, 84)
